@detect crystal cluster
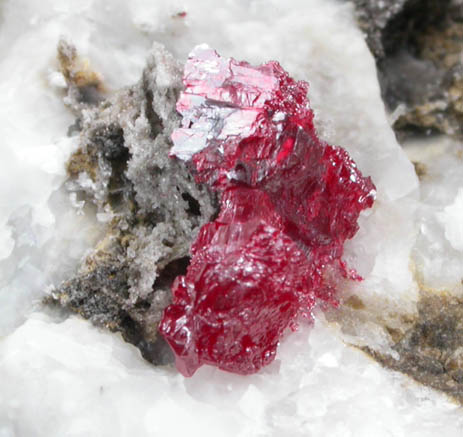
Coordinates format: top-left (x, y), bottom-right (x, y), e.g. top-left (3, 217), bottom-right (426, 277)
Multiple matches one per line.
top-left (160, 45), bottom-right (376, 376)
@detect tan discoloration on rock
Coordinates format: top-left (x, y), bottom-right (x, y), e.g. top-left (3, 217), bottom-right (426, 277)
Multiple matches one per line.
top-left (364, 292), bottom-right (463, 404)
top-left (394, 17), bottom-right (463, 138)
top-left (412, 161), bottom-right (427, 179)
top-left (351, 0), bottom-right (462, 139)
top-left (66, 146), bottom-right (98, 181)
top-left (58, 40), bottom-right (105, 107)
top-left (344, 295), bottom-right (366, 310)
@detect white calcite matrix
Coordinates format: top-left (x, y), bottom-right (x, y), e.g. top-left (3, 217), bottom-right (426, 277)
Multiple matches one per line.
top-left (406, 136), bottom-right (463, 293)
top-left (0, 0), bottom-right (462, 436)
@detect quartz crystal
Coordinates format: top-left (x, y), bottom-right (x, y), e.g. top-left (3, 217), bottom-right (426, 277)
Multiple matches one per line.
top-left (162, 45), bottom-right (377, 376)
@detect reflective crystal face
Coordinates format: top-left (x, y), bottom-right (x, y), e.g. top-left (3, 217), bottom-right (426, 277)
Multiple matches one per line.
top-left (161, 45), bottom-right (376, 376)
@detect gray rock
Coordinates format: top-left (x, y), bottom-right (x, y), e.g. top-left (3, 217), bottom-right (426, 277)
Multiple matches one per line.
top-left (349, 0), bottom-right (463, 139)
top-left (47, 41), bottom-right (218, 365)
top-left (349, 0), bottom-right (450, 59)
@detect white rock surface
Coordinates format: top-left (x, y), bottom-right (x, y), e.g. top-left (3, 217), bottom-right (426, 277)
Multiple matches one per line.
top-left (0, 0), bottom-right (461, 435)
top-left (405, 136), bottom-right (463, 295)
top-left (1, 313), bottom-right (462, 437)
top-left (441, 189), bottom-right (463, 252)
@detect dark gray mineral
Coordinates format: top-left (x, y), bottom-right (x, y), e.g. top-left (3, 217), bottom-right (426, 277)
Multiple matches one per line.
top-left (47, 41), bottom-right (218, 365)
top-left (349, 0), bottom-right (463, 139)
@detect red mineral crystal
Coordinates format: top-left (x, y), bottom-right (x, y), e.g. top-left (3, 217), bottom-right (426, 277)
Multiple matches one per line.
top-left (160, 45), bottom-right (376, 376)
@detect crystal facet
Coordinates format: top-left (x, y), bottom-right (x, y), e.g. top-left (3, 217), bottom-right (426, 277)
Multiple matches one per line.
top-left (161, 45), bottom-right (376, 376)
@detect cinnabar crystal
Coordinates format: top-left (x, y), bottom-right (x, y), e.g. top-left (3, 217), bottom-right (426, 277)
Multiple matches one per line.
top-left (161, 45), bottom-right (376, 376)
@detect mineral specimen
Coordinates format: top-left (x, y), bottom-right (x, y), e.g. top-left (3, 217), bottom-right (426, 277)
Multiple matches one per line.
top-left (160, 46), bottom-right (376, 376)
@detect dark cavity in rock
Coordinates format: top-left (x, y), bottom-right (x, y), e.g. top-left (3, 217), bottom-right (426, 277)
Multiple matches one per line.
top-left (349, 0), bottom-right (463, 139)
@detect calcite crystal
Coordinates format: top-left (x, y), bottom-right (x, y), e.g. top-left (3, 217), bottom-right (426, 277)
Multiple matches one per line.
top-left (160, 46), bottom-right (376, 376)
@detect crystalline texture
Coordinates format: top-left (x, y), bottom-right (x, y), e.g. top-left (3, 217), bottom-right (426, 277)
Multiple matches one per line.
top-left (161, 45), bottom-right (376, 376)
top-left (161, 188), bottom-right (314, 375)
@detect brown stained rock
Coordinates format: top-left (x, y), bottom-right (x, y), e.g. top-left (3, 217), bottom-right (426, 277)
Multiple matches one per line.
top-left (364, 293), bottom-right (463, 404)
top-left (349, 0), bottom-right (463, 139)
top-left (344, 295), bottom-right (366, 310)
top-left (58, 40), bottom-right (106, 108)
top-left (66, 146), bottom-right (98, 182)
top-left (47, 41), bottom-right (218, 366)
top-left (392, 20), bottom-right (463, 138)
top-left (412, 161), bottom-right (427, 179)
top-left (349, 0), bottom-right (452, 59)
